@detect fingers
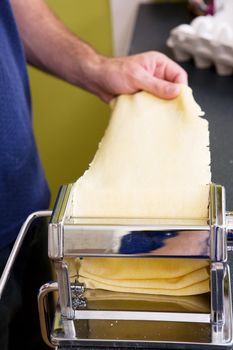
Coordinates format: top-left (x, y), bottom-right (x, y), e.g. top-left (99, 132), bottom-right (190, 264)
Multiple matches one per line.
top-left (163, 57), bottom-right (188, 85)
top-left (150, 53), bottom-right (188, 85)
top-left (133, 52), bottom-right (188, 98)
top-left (138, 70), bottom-right (181, 99)
top-left (94, 52), bottom-right (188, 102)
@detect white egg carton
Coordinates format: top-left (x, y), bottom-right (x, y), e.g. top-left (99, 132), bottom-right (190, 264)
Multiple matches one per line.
top-left (167, 1), bottom-right (233, 76)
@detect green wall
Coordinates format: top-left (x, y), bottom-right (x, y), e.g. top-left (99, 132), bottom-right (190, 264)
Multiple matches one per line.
top-left (29, 0), bottom-right (112, 207)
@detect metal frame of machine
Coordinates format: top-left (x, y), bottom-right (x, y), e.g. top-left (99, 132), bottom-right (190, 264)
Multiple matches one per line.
top-left (36, 182), bottom-right (233, 349)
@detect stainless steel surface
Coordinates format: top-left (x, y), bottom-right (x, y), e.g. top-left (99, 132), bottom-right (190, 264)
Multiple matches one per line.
top-left (41, 182), bottom-right (233, 348)
top-left (48, 183), bottom-right (232, 260)
top-left (38, 281), bottom-right (58, 348)
top-left (226, 211), bottom-right (233, 238)
top-left (210, 184), bottom-right (227, 262)
top-left (55, 261), bottom-right (74, 319)
top-left (63, 225), bottom-right (210, 258)
top-left (49, 265), bottom-right (232, 348)
top-left (73, 310), bottom-right (210, 323)
top-left (211, 262), bottom-right (225, 325)
top-left (74, 288), bottom-right (210, 313)
top-left (0, 210), bottom-right (52, 299)
top-left (49, 184), bottom-right (72, 260)
top-left (49, 184), bottom-right (213, 259)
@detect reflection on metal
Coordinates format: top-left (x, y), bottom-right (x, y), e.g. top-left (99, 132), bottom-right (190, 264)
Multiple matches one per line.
top-left (38, 282), bottom-right (58, 348)
top-left (39, 183), bottom-right (233, 348)
top-left (73, 310), bottom-right (210, 323)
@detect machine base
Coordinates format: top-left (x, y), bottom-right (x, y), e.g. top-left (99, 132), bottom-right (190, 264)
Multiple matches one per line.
top-left (51, 277), bottom-right (233, 349)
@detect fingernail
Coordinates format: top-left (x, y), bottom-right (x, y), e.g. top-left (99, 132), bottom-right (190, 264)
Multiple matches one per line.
top-left (165, 85), bottom-right (180, 96)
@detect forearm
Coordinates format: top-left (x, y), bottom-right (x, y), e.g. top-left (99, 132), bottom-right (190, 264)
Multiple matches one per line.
top-left (10, 0), bottom-right (102, 92)
top-left (10, 0), bottom-right (187, 102)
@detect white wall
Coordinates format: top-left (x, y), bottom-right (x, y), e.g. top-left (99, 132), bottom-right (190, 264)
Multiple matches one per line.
top-left (110, 0), bottom-right (152, 56)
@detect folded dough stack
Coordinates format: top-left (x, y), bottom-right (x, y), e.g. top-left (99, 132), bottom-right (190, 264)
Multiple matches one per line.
top-left (72, 85), bottom-right (211, 296)
top-left (77, 258), bottom-right (209, 296)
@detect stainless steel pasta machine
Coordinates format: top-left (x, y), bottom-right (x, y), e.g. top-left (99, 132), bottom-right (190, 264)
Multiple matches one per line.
top-left (1, 182), bottom-right (233, 349)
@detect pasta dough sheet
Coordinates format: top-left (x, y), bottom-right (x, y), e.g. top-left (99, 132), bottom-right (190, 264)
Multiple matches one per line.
top-left (72, 85), bottom-right (211, 296)
top-left (78, 258), bottom-right (209, 296)
top-left (72, 85), bottom-right (211, 219)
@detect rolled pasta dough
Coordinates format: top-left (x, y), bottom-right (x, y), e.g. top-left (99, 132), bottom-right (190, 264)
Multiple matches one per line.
top-left (72, 85), bottom-right (210, 219)
top-left (72, 85), bottom-right (211, 296)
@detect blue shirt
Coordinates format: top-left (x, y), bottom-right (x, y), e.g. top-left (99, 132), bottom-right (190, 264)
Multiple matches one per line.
top-left (0, 0), bottom-right (50, 249)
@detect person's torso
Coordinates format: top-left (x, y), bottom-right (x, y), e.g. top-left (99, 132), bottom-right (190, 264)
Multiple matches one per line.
top-left (0, 0), bottom-right (50, 248)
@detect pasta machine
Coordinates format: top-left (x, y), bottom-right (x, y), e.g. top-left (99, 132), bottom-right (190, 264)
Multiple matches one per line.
top-left (1, 182), bottom-right (233, 349)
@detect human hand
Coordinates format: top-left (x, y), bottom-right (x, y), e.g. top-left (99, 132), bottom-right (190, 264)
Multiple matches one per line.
top-left (11, 0), bottom-right (187, 103)
top-left (87, 51), bottom-right (188, 103)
